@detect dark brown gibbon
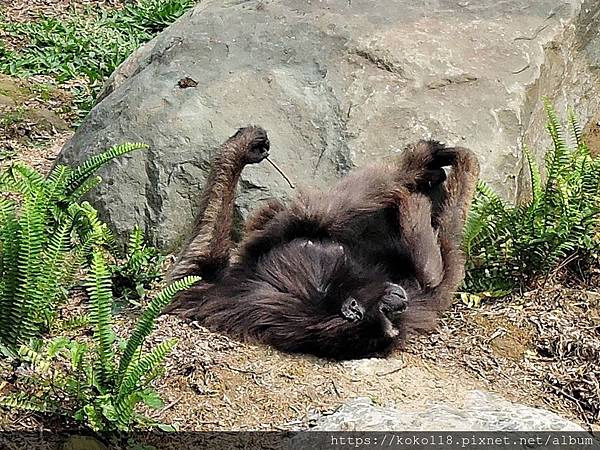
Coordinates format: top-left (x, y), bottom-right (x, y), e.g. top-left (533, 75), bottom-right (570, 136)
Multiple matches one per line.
top-left (165, 126), bottom-right (479, 360)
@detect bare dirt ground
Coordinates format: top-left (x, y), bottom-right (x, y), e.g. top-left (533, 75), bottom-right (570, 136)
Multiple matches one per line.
top-left (0, 74), bottom-right (74, 172)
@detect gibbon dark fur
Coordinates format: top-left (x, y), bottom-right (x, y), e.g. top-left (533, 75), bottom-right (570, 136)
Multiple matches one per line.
top-left (165, 126), bottom-right (479, 360)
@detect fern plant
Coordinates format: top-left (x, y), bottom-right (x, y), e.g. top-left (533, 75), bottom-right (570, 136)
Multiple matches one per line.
top-left (110, 226), bottom-right (165, 305)
top-left (463, 103), bottom-right (600, 295)
top-left (0, 143), bottom-right (148, 346)
top-left (0, 249), bottom-right (199, 431)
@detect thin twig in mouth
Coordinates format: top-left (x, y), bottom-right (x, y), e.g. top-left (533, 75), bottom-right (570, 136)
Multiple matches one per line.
top-left (266, 157), bottom-right (296, 189)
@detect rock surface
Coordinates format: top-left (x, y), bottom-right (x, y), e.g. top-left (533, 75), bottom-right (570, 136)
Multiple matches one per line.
top-left (57, 0), bottom-right (600, 249)
top-left (308, 390), bottom-right (584, 431)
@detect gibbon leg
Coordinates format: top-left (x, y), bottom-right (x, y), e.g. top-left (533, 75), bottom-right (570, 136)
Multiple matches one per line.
top-left (403, 145), bottom-right (479, 311)
top-left (381, 141), bottom-right (451, 289)
top-left (167, 126), bottom-right (270, 282)
top-left (394, 191), bottom-right (444, 289)
top-left (389, 141), bottom-right (478, 291)
top-left (430, 146), bottom-right (480, 306)
top-left (397, 144), bottom-right (479, 334)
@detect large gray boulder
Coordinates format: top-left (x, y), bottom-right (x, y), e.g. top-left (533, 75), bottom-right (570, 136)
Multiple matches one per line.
top-left (57, 0), bottom-right (600, 249)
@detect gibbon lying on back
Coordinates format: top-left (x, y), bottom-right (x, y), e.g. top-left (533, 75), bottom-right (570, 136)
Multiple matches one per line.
top-left (165, 127), bottom-right (479, 360)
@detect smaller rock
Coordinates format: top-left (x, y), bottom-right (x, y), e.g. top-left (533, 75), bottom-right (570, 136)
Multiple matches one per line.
top-left (309, 390), bottom-right (584, 431)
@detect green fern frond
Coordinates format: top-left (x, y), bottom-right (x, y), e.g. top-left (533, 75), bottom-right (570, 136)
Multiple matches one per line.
top-left (0, 199), bottom-right (20, 344)
top-left (44, 164), bottom-right (71, 205)
top-left (65, 142), bottom-right (148, 196)
top-left (462, 180), bottom-right (511, 254)
top-left (52, 315), bottom-right (91, 332)
top-left (61, 204), bottom-right (108, 288)
top-left (0, 167), bottom-right (27, 196)
top-left (18, 344), bottom-right (52, 373)
top-left (68, 175), bottom-right (103, 202)
top-left (463, 205), bottom-right (492, 254)
top-left (115, 339), bottom-right (177, 429)
top-left (86, 249), bottom-right (116, 386)
top-left (37, 218), bottom-right (73, 312)
top-left (568, 107), bottom-right (585, 151)
top-left (127, 226), bottom-right (145, 258)
top-left (141, 364), bottom-right (166, 387)
top-left (80, 404), bottom-right (108, 432)
top-left (46, 163), bottom-right (73, 186)
top-left (523, 145), bottom-right (543, 207)
top-left (545, 239), bottom-right (575, 268)
top-left (0, 393), bottom-right (48, 412)
top-left (0, 170), bottom-right (11, 191)
top-left (112, 392), bottom-right (139, 430)
top-left (9, 163), bottom-right (47, 196)
top-left (117, 276), bottom-right (199, 382)
top-left (544, 101), bottom-right (570, 191)
top-left (475, 180), bottom-right (502, 204)
top-left (74, 202), bottom-right (111, 246)
top-left (123, 251), bottom-right (152, 274)
top-left (111, 225), bottom-right (165, 303)
top-left (581, 156), bottom-right (600, 200)
top-left (13, 190), bottom-right (49, 341)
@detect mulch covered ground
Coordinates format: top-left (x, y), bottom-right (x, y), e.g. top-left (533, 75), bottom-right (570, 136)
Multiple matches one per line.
top-left (419, 284), bottom-right (600, 430)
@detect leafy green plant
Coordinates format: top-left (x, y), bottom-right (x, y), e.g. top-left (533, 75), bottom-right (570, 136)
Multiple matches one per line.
top-left (0, 142), bottom-right (148, 346)
top-left (0, 252), bottom-right (199, 431)
top-left (117, 0), bottom-right (196, 34)
top-left (110, 226), bottom-right (165, 305)
top-left (463, 103), bottom-right (600, 295)
top-left (0, 0), bottom-right (195, 116)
